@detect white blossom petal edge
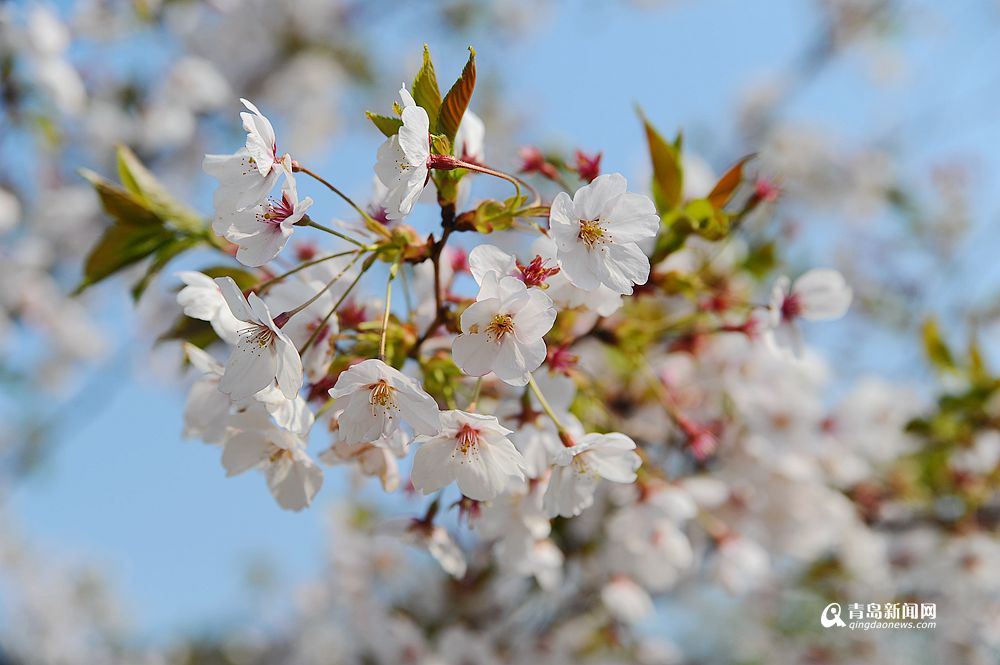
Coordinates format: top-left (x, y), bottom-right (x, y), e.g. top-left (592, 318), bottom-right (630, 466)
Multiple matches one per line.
top-left (215, 276), bottom-right (303, 401)
top-left (411, 410), bottom-right (527, 501)
top-left (544, 432), bottom-right (642, 518)
top-left (328, 359), bottom-right (442, 444)
top-left (549, 173), bottom-right (659, 295)
top-left (373, 85), bottom-right (429, 221)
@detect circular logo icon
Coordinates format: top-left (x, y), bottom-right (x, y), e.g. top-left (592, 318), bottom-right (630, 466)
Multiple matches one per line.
top-left (820, 602), bottom-right (847, 628)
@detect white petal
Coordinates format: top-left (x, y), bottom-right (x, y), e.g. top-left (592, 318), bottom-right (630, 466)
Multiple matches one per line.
top-left (411, 438), bottom-right (458, 494)
top-left (574, 173), bottom-right (627, 221)
top-left (214, 276), bottom-right (255, 322)
top-left (221, 431), bottom-right (271, 476)
top-left (452, 333), bottom-right (496, 378)
top-left (267, 455), bottom-right (323, 511)
top-left (219, 339), bottom-right (278, 401)
top-left (273, 335), bottom-right (303, 399)
top-left (468, 244), bottom-right (516, 285)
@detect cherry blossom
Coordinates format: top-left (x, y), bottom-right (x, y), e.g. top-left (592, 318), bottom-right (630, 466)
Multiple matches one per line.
top-left (220, 156), bottom-right (313, 266)
top-left (220, 408), bottom-right (323, 511)
top-left (215, 276), bottom-right (303, 400)
top-left (328, 359), bottom-right (441, 445)
top-left (766, 268), bottom-right (852, 355)
top-left (411, 410), bottom-right (526, 501)
top-left (203, 99), bottom-right (283, 225)
top-left (373, 86), bottom-right (430, 220)
top-left (176, 271), bottom-right (243, 344)
top-left (452, 275), bottom-right (556, 386)
top-left (454, 110), bottom-right (485, 163)
top-left (543, 432), bottom-right (642, 518)
top-left (548, 173), bottom-right (659, 295)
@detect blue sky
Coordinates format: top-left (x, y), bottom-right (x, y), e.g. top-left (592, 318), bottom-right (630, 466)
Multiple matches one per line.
top-left (8, 0), bottom-right (1000, 643)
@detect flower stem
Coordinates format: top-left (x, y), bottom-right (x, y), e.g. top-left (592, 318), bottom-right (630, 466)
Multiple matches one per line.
top-left (435, 157), bottom-right (540, 207)
top-left (409, 204), bottom-right (455, 358)
top-left (299, 257), bottom-right (370, 355)
top-left (379, 260), bottom-right (400, 361)
top-left (255, 248), bottom-right (365, 292)
top-left (294, 164), bottom-right (382, 232)
top-left (278, 250), bottom-right (366, 326)
top-left (527, 373), bottom-right (572, 444)
top-left (305, 219), bottom-right (368, 249)
top-left (467, 377), bottom-right (484, 411)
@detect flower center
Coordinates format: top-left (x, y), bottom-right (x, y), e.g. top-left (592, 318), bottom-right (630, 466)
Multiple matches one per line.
top-left (516, 255), bottom-right (561, 287)
top-left (368, 379), bottom-right (397, 414)
top-left (456, 423), bottom-right (481, 454)
top-left (486, 313), bottom-right (515, 342)
top-left (578, 219), bottom-right (605, 248)
top-left (240, 323), bottom-right (275, 348)
top-left (268, 446), bottom-right (292, 464)
top-left (780, 293), bottom-right (802, 320)
top-left (261, 192), bottom-right (295, 226)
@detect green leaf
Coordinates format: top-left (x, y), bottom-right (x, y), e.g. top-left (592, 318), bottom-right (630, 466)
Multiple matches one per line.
top-left (707, 154), bottom-right (754, 210)
top-left (201, 265), bottom-right (260, 291)
top-left (80, 169), bottom-right (164, 229)
top-left (638, 107), bottom-right (683, 213)
top-left (968, 334), bottom-right (990, 385)
top-left (436, 47), bottom-right (476, 144)
top-left (453, 194), bottom-right (525, 233)
top-left (130, 236), bottom-right (202, 301)
top-left (158, 313), bottom-right (219, 349)
top-left (922, 318), bottom-right (955, 372)
top-left (115, 145), bottom-right (204, 233)
top-left (681, 199), bottom-right (730, 240)
top-left (74, 170), bottom-right (176, 294)
top-left (365, 111), bottom-right (403, 137)
top-left (412, 44), bottom-right (442, 128)
top-left (75, 216), bottom-right (175, 295)
top-left (430, 133), bottom-right (452, 156)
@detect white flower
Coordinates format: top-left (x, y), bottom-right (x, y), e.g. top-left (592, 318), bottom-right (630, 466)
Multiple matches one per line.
top-left (204, 98), bottom-right (282, 222)
top-left (215, 276), bottom-right (303, 401)
top-left (176, 271), bottom-right (243, 344)
top-left (531, 235), bottom-right (624, 316)
top-left (467, 243), bottom-right (561, 290)
top-left (373, 86), bottom-right (429, 220)
top-left (204, 149), bottom-right (282, 222)
top-left (951, 430), bottom-right (1000, 475)
top-left (263, 271), bottom-right (342, 381)
top-left (0, 188), bottom-right (21, 233)
top-left (221, 156), bottom-right (313, 266)
top-left (239, 98), bottom-right (279, 177)
top-left (766, 268), bottom-right (852, 355)
top-left (548, 173), bottom-right (659, 295)
top-left (411, 410), bottom-right (527, 501)
top-left (601, 576), bottom-right (655, 624)
top-left (543, 432), bottom-right (642, 518)
top-left (714, 537), bottom-right (770, 595)
top-left (182, 343), bottom-right (312, 439)
top-left (221, 408), bottom-right (323, 511)
top-left (452, 275), bottom-right (556, 386)
top-left (182, 343), bottom-right (232, 444)
top-left (321, 439), bottom-right (401, 492)
top-left (387, 519), bottom-right (467, 578)
top-left (328, 359), bottom-right (441, 445)
top-left (454, 110), bottom-right (485, 162)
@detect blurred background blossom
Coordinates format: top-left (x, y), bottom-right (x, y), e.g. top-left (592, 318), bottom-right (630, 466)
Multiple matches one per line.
top-left (1, 0), bottom-right (1000, 664)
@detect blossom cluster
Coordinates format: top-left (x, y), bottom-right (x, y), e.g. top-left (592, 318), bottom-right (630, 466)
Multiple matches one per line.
top-left (6, 8), bottom-right (998, 662)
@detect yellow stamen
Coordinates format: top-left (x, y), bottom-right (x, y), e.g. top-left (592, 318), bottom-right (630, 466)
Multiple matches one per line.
top-left (368, 379), bottom-right (397, 415)
top-left (457, 423), bottom-right (480, 454)
top-left (578, 219), bottom-right (605, 248)
top-left (486, 313), bottom-right (515, 342)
